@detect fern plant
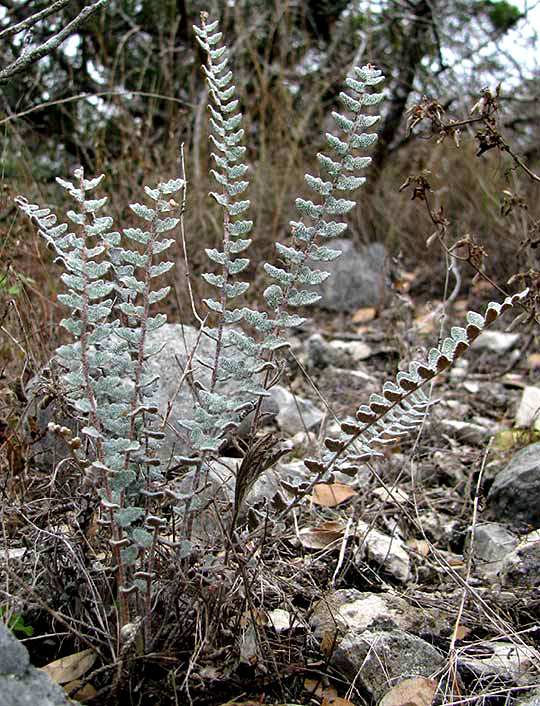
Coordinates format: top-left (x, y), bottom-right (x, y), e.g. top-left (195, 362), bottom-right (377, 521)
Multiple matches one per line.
top-left (14, 13), bottom-right (535, 662)
top-left (16, 171), bottom-right (184, 647)
top-left (303, 289), bottom-right (531, 483)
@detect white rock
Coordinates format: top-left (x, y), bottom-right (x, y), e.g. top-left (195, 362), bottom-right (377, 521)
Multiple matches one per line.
top-left (515, 386), bottom-right (540, 430)
top-left (267, 608), bottom-right (299, 633)
top-left (458, 641), bottom-right (540, 679)
top-left (355, 521), bottom-right (410, 582)
top-left (310, 589), bottom-right (447, 640)
top-left (329, 339), bottom-right (372, 362)
top-left (472, 331), bottom-right (520, 354)
top-left (441, 419), bottom-right (490, 444)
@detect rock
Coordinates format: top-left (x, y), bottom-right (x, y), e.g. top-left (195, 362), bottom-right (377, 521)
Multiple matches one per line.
top-left (471, 522), bottom-right (519, 580)
top-left (450, 358), bottom-right (469, 381)
top-left (487, 443), bottom-right (540, 527)
top-left (415, 510), bottom-right (460, 545)
top-left (24, 324), bottom-right (281, 468)
top-left (166, 448), bottom-right (297, 543)
top-left (307, 334), bottom-right (372, 369)
top-left (270, 385), bottom-right (324, 435)
top-left (457, 640), bottom-right (540, 682)
top-left (310, 589), bottom-right (445, 640)
top-left (516, 688), bottom-right (540, 706)
top-left (166, 459), bottom-right (236, 543)
top-left (355, 521), bottom-right (411, 582)
top-left (312, 239), bottom-right (386, 312)
top-left (0, 622), bottom-right (72, 706)
top-left (331, 629), bottom-right (445, 701)
top-left (440, 419), bottom-right (490, 445)
top-left (515, 386), bottom-right (540, 430)
top-left (471, 331), bottom-right (520, 354)
top-left (500, 530), bottom-right (540, 588)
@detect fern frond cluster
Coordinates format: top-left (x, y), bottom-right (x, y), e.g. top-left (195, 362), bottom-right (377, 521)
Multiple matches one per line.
top-left (15, 14), bottom-right (534, 660)
top-left (16, 170), bottom-right (184, 633)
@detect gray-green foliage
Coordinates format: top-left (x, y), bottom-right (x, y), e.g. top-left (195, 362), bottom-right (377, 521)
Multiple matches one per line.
top-left (180, 14), bottom-right (386, 462)
top-left (16, 171), bottom-right (183, 607)
top-left (15, 15), bottom-right (390, 641)
top-left (15, 14), bottom-right (533, 653)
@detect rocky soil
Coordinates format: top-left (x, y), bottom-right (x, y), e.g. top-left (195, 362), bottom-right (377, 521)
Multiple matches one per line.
top-left (3, 274), bottom-right (540, 706)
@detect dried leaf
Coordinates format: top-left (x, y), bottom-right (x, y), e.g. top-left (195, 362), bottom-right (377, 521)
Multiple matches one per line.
top-left (321, 684), bottom-right (339, 703)
top-left (455, 625), bottom-right (470, 640)
top-left (304, 677), bottom-right (325, 697)
top-left (527, 353), bottom-right (540, 369)
top-left (312, 483), bottom-right (358, 507)
top-left (299, 521), bottom-right (345, 549)
top-left (406, 538), bottom-right (430, 557)
top-left (318, 683), bottom-right (356, 706)
top-left (353, 306), bottom-right (376, 323)
top-left (320, 629), bottom-right (338, 657)
top-left (41, 649), bottom-right (97, 685)
top-left (323, 696), bottom-right (356, 706)
top-left (64, 679), bottom-right (98, 701)
top-left (379, 677), bottom-right (437, 706)
top-left (372, 486), bottom-right (409, 504)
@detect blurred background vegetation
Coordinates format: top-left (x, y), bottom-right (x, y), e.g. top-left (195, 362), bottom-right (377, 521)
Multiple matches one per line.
top-left (1, 0), bottom-right (539, 370)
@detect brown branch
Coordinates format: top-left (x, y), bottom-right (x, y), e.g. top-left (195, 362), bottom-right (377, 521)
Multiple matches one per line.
top-left (0, 0), bottom-right (108, 86)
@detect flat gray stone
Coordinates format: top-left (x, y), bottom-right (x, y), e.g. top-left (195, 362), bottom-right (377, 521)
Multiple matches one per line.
top-left (500, 531), bottom-right (540, 588)
top-left (270, 385), bottom-right (323, 434)
top-left (0, 623), bottom-right (29, 675)
top-left (487, 443), bottom-right (540, 527)
top-left (516, 688), bottom-right (540, 706)
top-left (472, 522), bottom-right (519, 580)
top-left (332, 629), bottom-right (444, 701)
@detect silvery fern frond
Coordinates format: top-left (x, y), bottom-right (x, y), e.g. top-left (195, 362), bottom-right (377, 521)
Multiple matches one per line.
top-left (263, 64), bottom-right (385, 348)
top-left (194, 12), bottom-right (253, 325)
top-left (305, 288), bottom-right (531, 476)
top-left (182, 13), bottom-right (273, 455)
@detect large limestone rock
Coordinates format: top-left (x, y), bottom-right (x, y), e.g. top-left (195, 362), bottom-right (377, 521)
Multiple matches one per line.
top-left (0, 622), bottom-right (72, 706)
top-left (312, 239), bottom-right (386, 312)
top-left (23, 324), bottom-right (283, 468)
